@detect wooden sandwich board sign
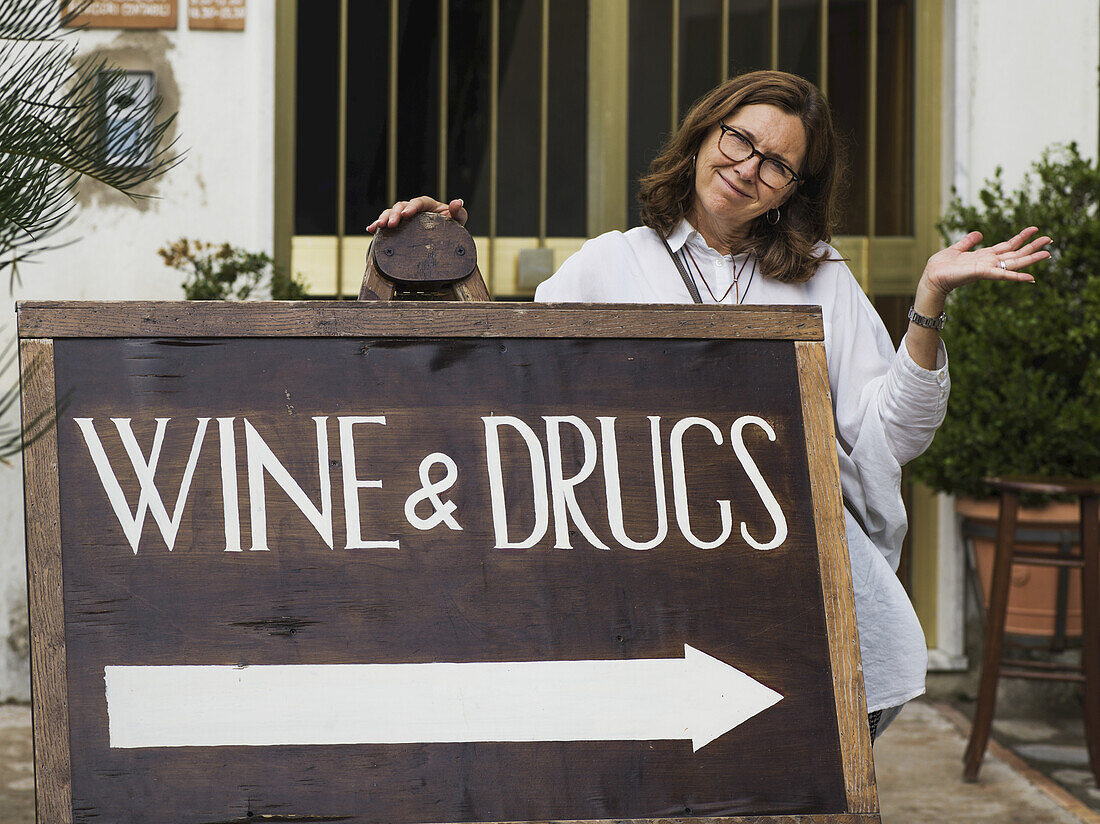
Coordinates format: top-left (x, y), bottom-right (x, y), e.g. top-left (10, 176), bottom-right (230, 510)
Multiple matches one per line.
top-left (19, 300), bottom-right (880, 824)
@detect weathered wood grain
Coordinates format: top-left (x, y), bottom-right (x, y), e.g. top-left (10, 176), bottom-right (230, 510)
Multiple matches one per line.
top-left (358, 248), bottom-right (489, 302)
top-left (19, 339), bottom-right (73, 824)
top-left (372, 212), bottom-right (477, 284)
top-left (421, 816), bottom-right (881, 824)
top-left (16, 301), bottom-right (824, 340)
top-left (358, 253), bottom-right (396, 300)
top-left (452, 266), bottom-right (491, 301)
top-left (795, 341), bottom-right (878, 817)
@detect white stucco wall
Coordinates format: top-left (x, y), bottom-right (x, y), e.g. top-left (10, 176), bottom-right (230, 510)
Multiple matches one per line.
top-left (0, 5), bottom-right (276, 700)
top-left (954, 0), bottom-right (1099, 200)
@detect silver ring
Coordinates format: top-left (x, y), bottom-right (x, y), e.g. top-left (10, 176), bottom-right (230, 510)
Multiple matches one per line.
top-left (998, 260), bottom-right (1008, 270)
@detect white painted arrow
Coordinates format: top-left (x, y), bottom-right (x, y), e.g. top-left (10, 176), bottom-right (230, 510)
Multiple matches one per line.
top-left (104, 644), bottom-right (782, 752)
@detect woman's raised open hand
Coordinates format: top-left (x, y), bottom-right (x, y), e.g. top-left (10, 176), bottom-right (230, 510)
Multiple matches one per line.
top-left (366, 196), bottom-right (468, 234)
top-left (905, 226), bottom-right (1052, 370)
top-left (921, 226), bottom-right (1051, 298)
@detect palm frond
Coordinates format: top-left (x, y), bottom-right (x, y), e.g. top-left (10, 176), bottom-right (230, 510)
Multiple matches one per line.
top-left (0, 0), bottom-right (182, 461)
top-left (0, 0), bottom-right (91, 42)
top-left (0, 4), bottom-right (182, 274)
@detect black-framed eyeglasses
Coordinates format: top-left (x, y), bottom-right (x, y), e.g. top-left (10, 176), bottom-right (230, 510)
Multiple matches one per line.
top-left (717, 124), bottom-right (802, 189)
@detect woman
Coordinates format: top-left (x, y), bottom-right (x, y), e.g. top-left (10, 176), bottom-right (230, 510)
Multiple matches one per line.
top-left (368, 70), bottom-right (1049, 740)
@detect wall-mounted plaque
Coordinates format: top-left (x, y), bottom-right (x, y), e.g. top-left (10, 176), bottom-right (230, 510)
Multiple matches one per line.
top-left (61, 0), bottom-right (178, 29)
top-left (188, 0), bottom-right (245, 30)
top-left (20, 301), bottom-right (879, 824)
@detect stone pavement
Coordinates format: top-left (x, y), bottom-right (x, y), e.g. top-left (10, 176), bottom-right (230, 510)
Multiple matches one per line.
top-left (1, 699), bottom-right (1096, 823)
top-left (927, 650), bottom-right (1100, 817)
top-left (989, 705), bottom-right (1100, 813)
top-left (876, 700), bottom-right (1098, 823)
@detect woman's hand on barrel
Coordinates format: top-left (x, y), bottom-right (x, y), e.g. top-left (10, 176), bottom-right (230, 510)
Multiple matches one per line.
top-left (366, 196), bottom-right (468, 233)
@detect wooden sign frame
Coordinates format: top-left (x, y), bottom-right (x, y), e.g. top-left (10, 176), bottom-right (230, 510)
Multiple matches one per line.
top-left (19, 300), bottom-right (878, 824)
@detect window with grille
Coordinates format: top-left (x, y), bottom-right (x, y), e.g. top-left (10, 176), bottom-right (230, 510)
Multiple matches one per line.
top-left (278, 0), bottom-right (939, 299)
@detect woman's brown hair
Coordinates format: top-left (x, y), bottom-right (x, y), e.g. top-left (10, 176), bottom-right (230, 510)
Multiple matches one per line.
top-left (637, 70), bottom-right (842, 283)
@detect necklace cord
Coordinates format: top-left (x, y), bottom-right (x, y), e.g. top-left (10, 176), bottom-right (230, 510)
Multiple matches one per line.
top-left (681, 244), bottom-right (756, 304)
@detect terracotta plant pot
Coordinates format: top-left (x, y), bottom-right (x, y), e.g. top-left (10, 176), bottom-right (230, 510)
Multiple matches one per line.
top-left (956, 497), bottom-right (1083, 638)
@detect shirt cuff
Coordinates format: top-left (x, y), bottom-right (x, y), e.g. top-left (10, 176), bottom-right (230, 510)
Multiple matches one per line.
top-left (896, 331), bottom-right (948, 381)
top-left (882, 333), bottom-right (950, 434)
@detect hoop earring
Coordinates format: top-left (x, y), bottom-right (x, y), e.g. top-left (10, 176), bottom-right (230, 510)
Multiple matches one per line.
top-left (766, 207), bottom-right (781, 225)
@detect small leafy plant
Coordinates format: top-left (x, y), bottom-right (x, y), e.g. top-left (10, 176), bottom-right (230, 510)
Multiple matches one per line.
top-left (911, 144), bottom-right (1100, 500)
top-left (158, 238), bottom-right (307, 300)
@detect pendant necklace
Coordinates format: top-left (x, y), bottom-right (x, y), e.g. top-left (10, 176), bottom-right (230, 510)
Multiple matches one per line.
top-left (681, 244), bottom-right (757, 304)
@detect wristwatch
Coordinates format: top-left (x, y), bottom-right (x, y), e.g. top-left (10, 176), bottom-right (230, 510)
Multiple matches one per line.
top-left (907, 305), bottom-right (947, 331)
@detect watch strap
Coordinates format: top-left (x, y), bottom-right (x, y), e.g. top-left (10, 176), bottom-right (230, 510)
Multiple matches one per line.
top-left (907, 305), bottom-right (946, 331)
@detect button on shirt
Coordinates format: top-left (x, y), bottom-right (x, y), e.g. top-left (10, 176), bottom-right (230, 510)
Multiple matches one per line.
top-left (534, 219), bottom-right (950, 712)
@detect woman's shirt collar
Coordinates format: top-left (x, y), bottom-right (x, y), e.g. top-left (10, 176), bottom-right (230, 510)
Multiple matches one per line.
top-left (665, 217), bottom-right (696, 253)
top-left (667, 216), bottom-right (750, 260)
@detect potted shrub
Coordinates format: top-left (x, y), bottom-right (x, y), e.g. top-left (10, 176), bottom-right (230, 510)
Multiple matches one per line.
top-left (912, 143), bottom-right (1100, 636)
top-left (158, 238), bottom-right (308, 300)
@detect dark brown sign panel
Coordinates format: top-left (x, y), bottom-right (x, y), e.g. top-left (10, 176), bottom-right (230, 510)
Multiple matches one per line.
top-left (61, 0), bottom-right (178, 29)
top-left (19, 302), bottom-right (878, 824)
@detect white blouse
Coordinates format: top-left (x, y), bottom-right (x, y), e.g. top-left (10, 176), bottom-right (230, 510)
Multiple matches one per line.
top-left (534, 218), bottom-right (949, 712)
